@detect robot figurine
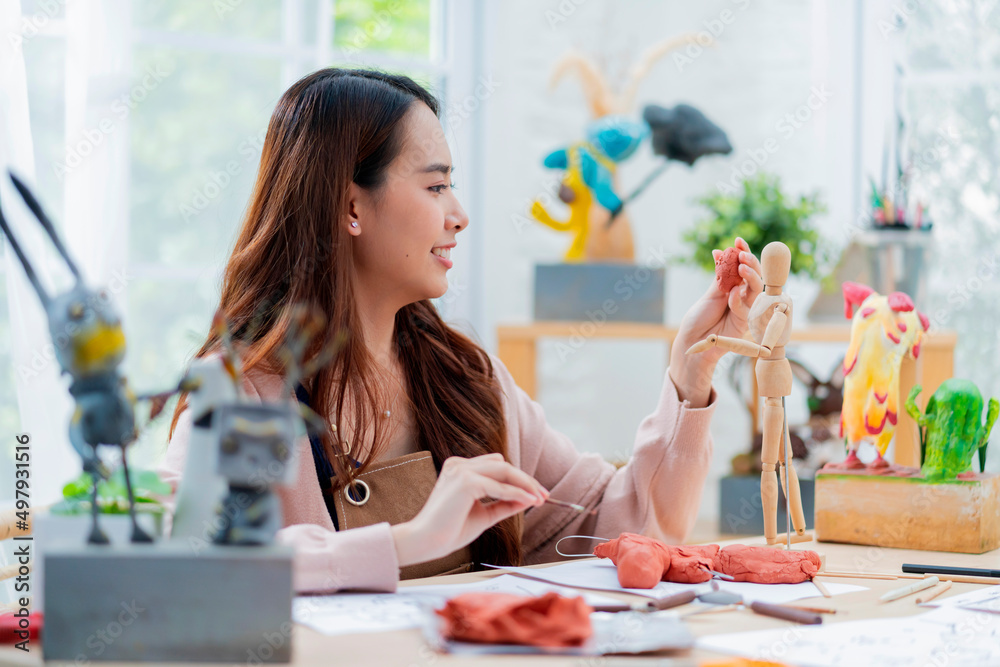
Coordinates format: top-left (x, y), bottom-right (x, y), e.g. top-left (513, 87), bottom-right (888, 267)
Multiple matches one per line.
top-left (173, 306), bottom-right (335, 546)
top-left (0, 173), bottom-right (194, 545)
top-left (211, 402), bottom-right (298, 545)
top-left (686, 242), bottom-right (811, 547)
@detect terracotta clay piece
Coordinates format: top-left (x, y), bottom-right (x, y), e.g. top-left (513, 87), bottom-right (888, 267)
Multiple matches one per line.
top-left (436, 591), bottom-right (592, 647)
top-left (593, 532), bottom-right (719, 586)
top-left (713, 544), bottom-right (821, 584)
top-left (594, 533), bottom-right (821, 588)
top-left (715, 246), bottom-right (742, 293)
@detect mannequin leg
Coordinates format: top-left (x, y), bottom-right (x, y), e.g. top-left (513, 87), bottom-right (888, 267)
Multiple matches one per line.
top-left (778, 420), bottom-right (807, 536)
top-left (761, 397), bottom-right (782, 545)
top-left (778, 402), bottom-right (812, 543)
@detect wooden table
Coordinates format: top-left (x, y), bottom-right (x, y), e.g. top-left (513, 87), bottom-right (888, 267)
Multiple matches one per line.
top-left (299, 537), bottom-right (998, 665)
top-left (6, 536), bottom-right (996, 665)
top-left (497, 322), bottom-right (957, 467)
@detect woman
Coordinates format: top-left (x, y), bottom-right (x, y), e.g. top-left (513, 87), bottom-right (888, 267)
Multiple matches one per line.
top-left (160, 68), bottom-right (764, 593)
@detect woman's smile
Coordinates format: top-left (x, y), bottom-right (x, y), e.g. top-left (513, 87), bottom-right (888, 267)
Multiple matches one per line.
top-left (432, 243), bottom-right (455, 268)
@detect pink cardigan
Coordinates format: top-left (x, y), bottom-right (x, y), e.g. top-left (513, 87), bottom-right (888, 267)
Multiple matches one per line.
top-left (157, 355), bottom-right (717, 593)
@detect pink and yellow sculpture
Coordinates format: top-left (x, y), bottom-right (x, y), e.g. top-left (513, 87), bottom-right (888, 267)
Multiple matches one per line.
top-left (834, 281), bottom-right (929, 469)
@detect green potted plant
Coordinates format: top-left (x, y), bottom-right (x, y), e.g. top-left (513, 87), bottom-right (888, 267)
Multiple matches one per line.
top-left (51, 467), bottom-right (171, 521)
top-left (686, 173), bottom-right (827, 535)
top-left (684, 172), bottom-right (826, 279)
top-left (39, 467), bottom-right (170, 549)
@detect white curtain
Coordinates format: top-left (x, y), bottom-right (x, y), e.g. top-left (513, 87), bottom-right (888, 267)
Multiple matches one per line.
top-left (2, 0), bottom-right (132, 510)
top-left (2, 0), bottom-right (78, 513)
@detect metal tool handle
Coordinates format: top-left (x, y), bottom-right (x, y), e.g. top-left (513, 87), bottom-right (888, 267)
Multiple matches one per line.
top-left (749, 601), bottom-right (823, 625)
top-left (650, 589), bottom-right (699, 611)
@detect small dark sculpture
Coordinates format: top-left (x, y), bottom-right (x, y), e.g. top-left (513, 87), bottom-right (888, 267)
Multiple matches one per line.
top-left (643, 103), bottom-right (733, 165)
top-left (607, 103), bottom-right (732, 228)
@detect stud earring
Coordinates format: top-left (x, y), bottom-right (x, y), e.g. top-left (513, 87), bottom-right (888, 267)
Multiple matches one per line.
top-left (350, 221), bottom-right (359, 228)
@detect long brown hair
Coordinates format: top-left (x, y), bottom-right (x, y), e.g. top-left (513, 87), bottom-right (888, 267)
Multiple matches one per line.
top-left (168, 68), bottom-right (522, 566)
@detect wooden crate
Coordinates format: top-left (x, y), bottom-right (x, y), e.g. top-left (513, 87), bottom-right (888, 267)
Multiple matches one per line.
top-left (814, 471), bottom-right (1000, 554)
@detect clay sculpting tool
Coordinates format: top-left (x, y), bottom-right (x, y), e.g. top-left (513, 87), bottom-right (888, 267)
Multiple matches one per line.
top-left (879, 576), bottom-right (939, 603)
top-left (915, 581), bottom-right (953, 604)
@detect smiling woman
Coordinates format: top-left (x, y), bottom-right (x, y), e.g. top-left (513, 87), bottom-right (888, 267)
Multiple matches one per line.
top-left (158, 67), bottom-right (761, 593)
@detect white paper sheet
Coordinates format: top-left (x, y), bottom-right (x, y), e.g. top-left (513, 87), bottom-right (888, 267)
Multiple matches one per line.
top-left (924, 585), bottom-right (1000, 613)
top-left (293, 574), bottom-right (623, 636)
top-left (293, 593), bottom-right (432, 636)
top-left (485, 560), bottom-right (867, 603)
top-left (696, 606), bottom-right (1000, 667)
top-left (397, 573), bottom-right (621, 606)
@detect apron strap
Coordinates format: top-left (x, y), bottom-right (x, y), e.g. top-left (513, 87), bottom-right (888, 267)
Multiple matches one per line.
top-left (295, 381), bottom-right (358, 532)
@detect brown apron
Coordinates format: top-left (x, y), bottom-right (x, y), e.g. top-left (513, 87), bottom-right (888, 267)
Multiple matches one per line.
top-left (333, 451), bottom-right (474, 580)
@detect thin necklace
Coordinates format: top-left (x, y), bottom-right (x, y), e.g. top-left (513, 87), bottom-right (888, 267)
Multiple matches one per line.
top-left (330, 369), bottom-right (405, 459)
top-left (381, 369), bottom-right (404, 419)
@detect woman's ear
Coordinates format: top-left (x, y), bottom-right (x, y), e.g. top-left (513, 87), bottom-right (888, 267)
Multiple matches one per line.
top-left (345, 182), bottom-right (365, 236)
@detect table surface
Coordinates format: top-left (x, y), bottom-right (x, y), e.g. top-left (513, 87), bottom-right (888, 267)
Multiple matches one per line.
top-left (9, 536), bottom-right (998, 666)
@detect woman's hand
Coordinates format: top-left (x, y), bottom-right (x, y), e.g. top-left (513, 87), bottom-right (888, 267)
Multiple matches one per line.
top-left (669, 237), bottom-right (764, 407)
top-left (390, 453), bottom-right (548, 567)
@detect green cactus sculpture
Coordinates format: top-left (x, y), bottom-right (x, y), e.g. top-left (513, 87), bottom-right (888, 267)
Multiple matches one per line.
top-left (905, 379), bottom-right (998, 482)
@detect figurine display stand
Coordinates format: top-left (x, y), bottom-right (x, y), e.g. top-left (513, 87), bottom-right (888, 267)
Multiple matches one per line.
top-left (43, 357), bottom-right (296, 662)
top-left (816, 378), bottom-right (999, 554)
top-left (534, 263), bottom-right (666, 323)
top-left (814, 470), bottom-right (1000, 554)
top-left (687, 242), bottom-right (812, 547)
top-left (43, 542), bottom-right (293, 662)
top-left (814, 283), bottom-right (998, 554)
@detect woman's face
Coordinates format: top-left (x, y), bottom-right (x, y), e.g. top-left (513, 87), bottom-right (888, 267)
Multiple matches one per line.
top-left (348, 102), bottom-right (468, 306)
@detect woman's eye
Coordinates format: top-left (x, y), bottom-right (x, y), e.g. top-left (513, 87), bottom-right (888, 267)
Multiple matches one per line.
top-left (430, 182), bottom-right (456, 194)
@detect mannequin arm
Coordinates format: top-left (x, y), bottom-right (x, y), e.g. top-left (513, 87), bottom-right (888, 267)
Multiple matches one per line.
top-left (758, 303), bottom-right (788, 356)
top-left (685, 334), bottom-right (763, 358)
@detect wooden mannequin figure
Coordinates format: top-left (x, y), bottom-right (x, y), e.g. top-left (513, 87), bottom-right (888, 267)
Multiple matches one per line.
top-left (686, 242), bottom-right (811, 546)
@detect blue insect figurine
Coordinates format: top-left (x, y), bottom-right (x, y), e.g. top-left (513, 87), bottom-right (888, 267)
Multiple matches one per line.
top-left (541, 114), bottom-right (649, 216)
top-left (0, 173), bottom-right (194, 545)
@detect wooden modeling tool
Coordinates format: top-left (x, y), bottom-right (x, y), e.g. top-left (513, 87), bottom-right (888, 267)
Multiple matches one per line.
top-left (915, 581), bottom-right (953, 604)
top-left (789, 605), bottom-right (837, 614)
top-left (879, 576), bottom-right (939, 603)
top-left (814, 571), bottom-right (899, 581)
top-left (812, 578), bottom-right (832, 598)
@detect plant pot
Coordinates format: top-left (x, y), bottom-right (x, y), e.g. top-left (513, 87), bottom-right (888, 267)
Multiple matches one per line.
top-left (718, 474), bottom-right (815, 536)
top-left (34, 508), bottom-right (164, 612)
top-left (855, 228), bottom-right (933, 306)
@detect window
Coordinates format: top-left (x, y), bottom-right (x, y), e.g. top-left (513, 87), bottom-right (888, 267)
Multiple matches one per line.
top-left (10, 0), bottom-right (482, 481)
top-left (897, 2), bottom-right (1000, 462)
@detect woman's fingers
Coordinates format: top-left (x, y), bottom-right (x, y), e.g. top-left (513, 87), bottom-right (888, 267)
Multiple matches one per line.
top-left (463, 471), bottom-right (540, 506)
top-left (738, 247), bottom-right (763, 276)
top-left (738, 262), bottom-right (764, 294)
top-left (456, 455), bottom-right (549, 500)
top-left (474, 498), bottom-right (534, 526)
